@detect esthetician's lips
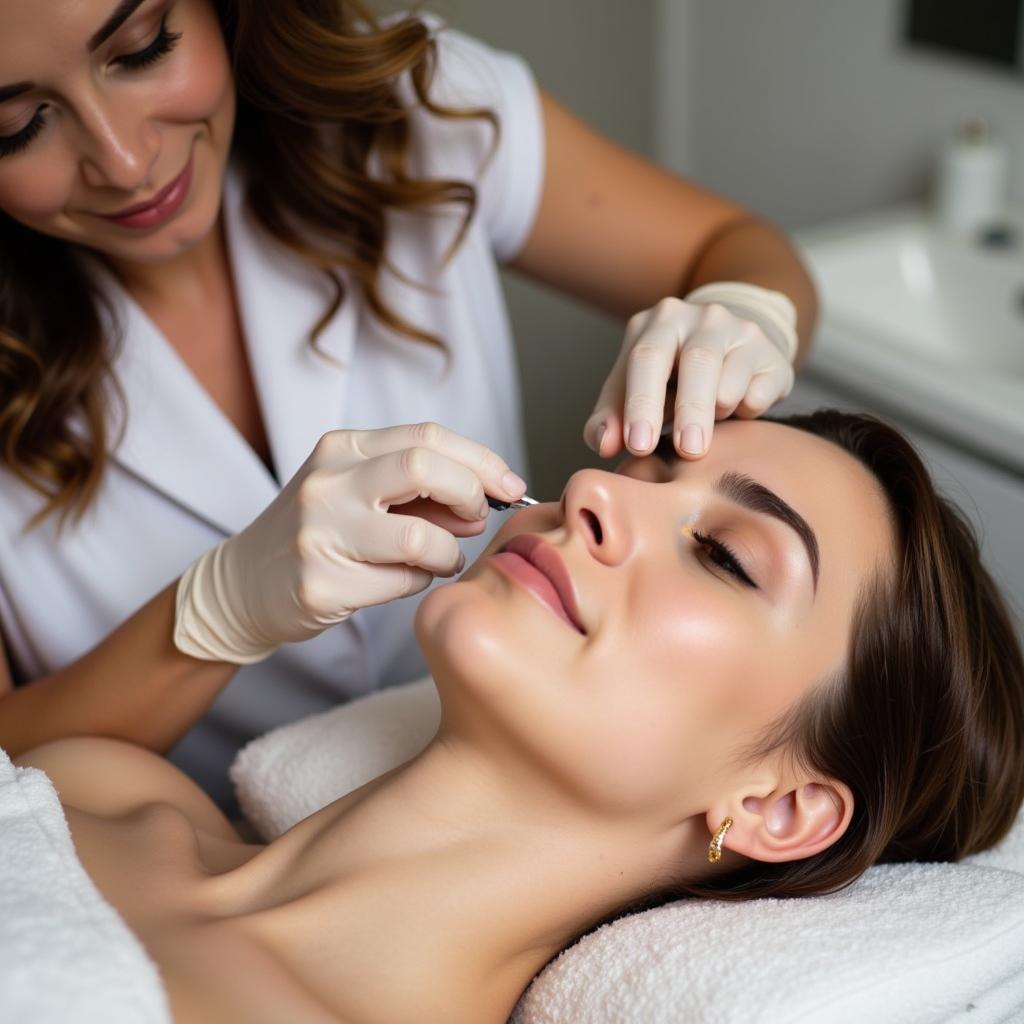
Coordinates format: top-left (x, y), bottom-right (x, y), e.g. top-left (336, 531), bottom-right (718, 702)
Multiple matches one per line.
top-left (98, 152), bottom-right (194, 229)
top-left (489, 534), bottom-right (586, 635)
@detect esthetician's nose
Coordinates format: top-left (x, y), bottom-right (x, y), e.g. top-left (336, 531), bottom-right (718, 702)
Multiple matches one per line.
top-left (77, 94), bottom-right (159, 192)
top-left (560, 468), bottom-right (635, 567)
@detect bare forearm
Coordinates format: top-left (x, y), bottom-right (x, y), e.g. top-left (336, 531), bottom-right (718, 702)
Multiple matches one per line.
top-left (0, 581), bottom-right (237, 757)
top-left (680, 217), bottom-right (819, 372)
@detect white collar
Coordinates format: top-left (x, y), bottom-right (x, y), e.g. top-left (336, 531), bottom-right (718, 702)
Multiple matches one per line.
top-left (83, 158), bottom-right (360, 535)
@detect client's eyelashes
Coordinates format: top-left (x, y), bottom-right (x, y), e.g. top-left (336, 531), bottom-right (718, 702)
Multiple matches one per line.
top-left (655, 435), bottom-right (756, 588)
top-left (690, 529), bottom-right (758, 589)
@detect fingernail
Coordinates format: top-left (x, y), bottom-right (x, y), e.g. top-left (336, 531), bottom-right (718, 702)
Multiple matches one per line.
top-left (456, 552), bottom-right (466, 572)
top-left (682, 424), bottom-right (704, 454)
top-left (589, 421), bottom-right (607, 452)
top-left (478, 500), bottom-right (489, 519)
top-left (628, 421), bottom-right (652, 452)
top-left (502, 470), bottom-right (527, 497)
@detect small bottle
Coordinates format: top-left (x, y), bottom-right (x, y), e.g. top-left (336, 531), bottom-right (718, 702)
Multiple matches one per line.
top-left (935, 118), bottom-right (1008, 236)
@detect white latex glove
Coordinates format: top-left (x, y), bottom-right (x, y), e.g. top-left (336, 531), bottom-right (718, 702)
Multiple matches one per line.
top-left (174, 422), bottom-right (528, 664)
top-left (583, 282), bottom-right (798, 461)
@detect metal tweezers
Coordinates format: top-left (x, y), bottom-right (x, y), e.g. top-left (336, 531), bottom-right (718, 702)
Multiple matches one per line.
top-left (486, 494), bottom-right (539, 512)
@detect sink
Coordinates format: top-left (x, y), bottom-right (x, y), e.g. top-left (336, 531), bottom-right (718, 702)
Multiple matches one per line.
top-left (796, 204), bottom-right (1024, 476)
top-left (803, 208), bottom-right (1024, 375)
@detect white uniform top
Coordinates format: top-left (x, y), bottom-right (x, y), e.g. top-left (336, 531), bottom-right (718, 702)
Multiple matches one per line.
top-left (0, 16), bottom-right (544, 809)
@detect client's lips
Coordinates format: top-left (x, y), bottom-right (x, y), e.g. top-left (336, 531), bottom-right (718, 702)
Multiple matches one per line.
top-left (489, 534), bottom-right (586, 635)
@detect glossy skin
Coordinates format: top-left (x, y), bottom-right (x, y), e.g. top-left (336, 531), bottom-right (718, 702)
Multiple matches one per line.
top-left (17, 419), bottom-right (897, 1023)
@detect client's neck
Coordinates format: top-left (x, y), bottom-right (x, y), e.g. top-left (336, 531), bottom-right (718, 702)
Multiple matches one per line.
top-left (211, 733), bottom-right (709, 1023)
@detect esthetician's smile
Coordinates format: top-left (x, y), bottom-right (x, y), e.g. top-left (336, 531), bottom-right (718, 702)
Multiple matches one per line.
top-left (98, 149), bottom-right (194, 230)
top-left (489, 534), bottom-right (587, 635)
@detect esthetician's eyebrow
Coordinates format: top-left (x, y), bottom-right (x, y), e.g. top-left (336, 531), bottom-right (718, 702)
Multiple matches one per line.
top-left (0, 0), bottom-right (149, 101)
top-left (0, 82), bottom-right (33, 103)
top-left (88, 0), bottom-right (149, 52)
top-left (714, 471), bottom-right (820, 596)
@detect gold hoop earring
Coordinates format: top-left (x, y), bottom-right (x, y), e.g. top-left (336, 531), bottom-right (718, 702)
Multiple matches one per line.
top-left (707, 816), bottom-right (734, 864)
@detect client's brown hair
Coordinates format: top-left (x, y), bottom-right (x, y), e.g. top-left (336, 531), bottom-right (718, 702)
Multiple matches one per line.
top-left (675, 407), bottom-right (1024, 902)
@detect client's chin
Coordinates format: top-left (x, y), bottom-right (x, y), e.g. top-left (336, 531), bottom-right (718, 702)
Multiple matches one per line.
top-left (415, 574), bottom-right (517, 692)
top-left (415, 574), bottom-right (593, 797)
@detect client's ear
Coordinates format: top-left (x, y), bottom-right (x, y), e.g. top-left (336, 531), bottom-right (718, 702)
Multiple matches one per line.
top-left (708, 777), bottom-right (854, 864)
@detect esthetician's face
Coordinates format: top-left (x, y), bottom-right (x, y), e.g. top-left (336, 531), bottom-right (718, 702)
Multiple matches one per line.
top-left (417, 419), bottom-right (897, 824)
top-left (0, 0), bottom-right (234, 264)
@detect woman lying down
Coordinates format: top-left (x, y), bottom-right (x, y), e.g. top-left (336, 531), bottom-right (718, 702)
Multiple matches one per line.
top-left (15, 409), bottom-right (1024, 1024)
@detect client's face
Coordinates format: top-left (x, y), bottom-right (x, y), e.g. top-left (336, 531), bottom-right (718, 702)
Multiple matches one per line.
top-left (416, 418), bottom-right (895, 824)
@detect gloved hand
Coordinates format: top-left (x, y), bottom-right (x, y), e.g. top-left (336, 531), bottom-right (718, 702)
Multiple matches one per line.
top-left (583, 281), bottom-right (798, 461)
top-left (174, 422), bottom-right (527, 664)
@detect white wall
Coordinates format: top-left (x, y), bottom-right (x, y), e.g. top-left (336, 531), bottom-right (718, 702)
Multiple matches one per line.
top-left (657, 0), bottom-right (1024, 228)
top-left (655, 0), bottom-right (697, 176)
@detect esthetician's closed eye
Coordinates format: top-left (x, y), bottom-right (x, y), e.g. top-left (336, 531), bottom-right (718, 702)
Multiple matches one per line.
top-left (0, 16), bottom-right (182, 158)
top-left (115, 15), bottom-right (182, 70)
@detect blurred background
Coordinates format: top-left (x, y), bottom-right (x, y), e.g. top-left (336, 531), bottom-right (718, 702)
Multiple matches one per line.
top-left (416, 0), bottom-right (1024, 630)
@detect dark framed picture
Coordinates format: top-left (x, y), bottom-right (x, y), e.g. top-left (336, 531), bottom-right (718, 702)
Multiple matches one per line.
top-left (905, 0), bottom-right (1023, 71)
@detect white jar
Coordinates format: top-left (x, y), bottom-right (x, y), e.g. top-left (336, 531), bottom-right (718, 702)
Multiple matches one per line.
top-left (935, 118), bottom-right (1008, 235)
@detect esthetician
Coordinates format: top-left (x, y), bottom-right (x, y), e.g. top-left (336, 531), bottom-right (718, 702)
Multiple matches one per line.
top-left (0, 0), bottom-right (817, 808)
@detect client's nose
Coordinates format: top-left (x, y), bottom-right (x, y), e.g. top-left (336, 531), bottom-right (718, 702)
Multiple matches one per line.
top-left (560, 468), bottom-right (634, 567)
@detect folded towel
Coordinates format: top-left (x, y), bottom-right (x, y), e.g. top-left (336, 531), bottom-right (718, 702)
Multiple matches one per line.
top-left (232, 674), bottom-right (1024, 1023)
top-left (0, 747), bottom-right (171, 1024)
top-left (510, 862), bottom-right (1024, 1024)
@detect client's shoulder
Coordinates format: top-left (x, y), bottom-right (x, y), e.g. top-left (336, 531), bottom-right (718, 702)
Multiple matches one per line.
top-left (14, 736), bottom-right (240, 842)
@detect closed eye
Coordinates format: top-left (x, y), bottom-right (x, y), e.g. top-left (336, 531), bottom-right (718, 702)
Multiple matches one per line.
top-left (116, 16), bottom-right (181, 71)
top-left (0, 17), bottom-right (182, 159)
top-left (652, 432), bottom-right (758, 588)
top-left (691, 529), bottom-right (758, 588)
top-left (0, 109), bottom-right (46, 157)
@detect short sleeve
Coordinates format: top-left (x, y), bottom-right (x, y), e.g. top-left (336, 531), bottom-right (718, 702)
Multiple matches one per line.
top-left (395, 12), bottom-right (546, 263)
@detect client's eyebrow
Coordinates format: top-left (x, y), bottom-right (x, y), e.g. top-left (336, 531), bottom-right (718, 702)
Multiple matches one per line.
top-left (652, 434), bottom-right (820, 595)
top-left (0, 0), bottom-right (148, 101)
top-left (715, 471), bottom-right (820, 595)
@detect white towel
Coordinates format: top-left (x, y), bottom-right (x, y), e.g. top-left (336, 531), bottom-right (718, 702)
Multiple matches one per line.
top-left (510, 862), bottom-right (1024, 1024)
top-left (230, 674), bottom-right (442, 839)
top-left (0, 747), bottom-right (171, 1024)
top-left (232, 674), bottom-right (1024, 1024)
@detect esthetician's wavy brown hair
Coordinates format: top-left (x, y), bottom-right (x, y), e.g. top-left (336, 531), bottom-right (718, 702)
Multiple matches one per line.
top-left (0, 0), bottom-right (494, 526)
top-left (619, 408), bottom-right (1024, 916)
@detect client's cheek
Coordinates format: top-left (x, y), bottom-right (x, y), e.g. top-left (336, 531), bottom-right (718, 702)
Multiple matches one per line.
top-left (621, 586), bottom-right (747, 717)
top-left (641, 576), bottom-right (737, 655)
